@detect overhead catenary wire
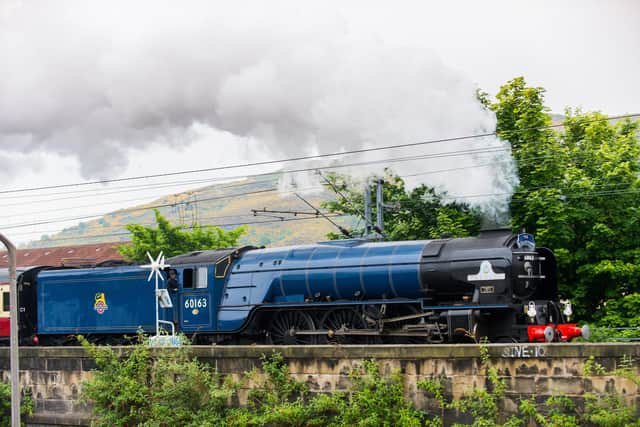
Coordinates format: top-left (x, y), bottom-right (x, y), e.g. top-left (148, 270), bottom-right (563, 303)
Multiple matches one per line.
top-left (2, 112), bottom-right (635, 207)
top-left (0, 178), bottom-right (281, 219)
top-left (294, 193), bottom-right (352, 238)
top-left (2, 112), bottom-right (636, 218)
top-left (1, 113), bottom-right (637, 196)
top-left (7, 172), bottom-right (640, 239)
top-left (14, 177), bottom-right (640, 245)
top-left (0, 145), bottom-right (512, 227)
top-left (0, 188), bottom-right (281, 230)
top-left (8, 213), bottom-right (260, 238)
top-left (22, 179), bottom-right (640, 245)
top-left (0, 145), bottom-right (508, 206)
top-left (0, 174), bottom-right (278, 204)
top-left (12, 214), bottom-right (349, 245)
top-left (2, 113), bottom-right (638, 243)
top-left (2, 141), bottom-right (630, 215)
top-left (6, 150), bottom-right (639, 238)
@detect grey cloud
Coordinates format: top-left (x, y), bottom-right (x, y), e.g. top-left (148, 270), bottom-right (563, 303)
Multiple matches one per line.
top-left (0, 1), bottom-right (516, 212)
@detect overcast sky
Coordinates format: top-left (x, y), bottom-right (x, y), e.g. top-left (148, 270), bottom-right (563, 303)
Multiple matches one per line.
top-left (0, 0), bottom-right (638, 245)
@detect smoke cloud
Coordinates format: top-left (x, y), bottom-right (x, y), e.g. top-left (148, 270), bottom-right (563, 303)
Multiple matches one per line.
top-left (0, 1), bottom-right (516, 216)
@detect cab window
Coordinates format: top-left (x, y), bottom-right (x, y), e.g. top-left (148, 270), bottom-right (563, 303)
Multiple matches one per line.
top-left (215, 257), bottom-right (231, 278)
top-left (182, 268), bottom-right (194, 289)
top-left (196, 267), bottom-right (208, 288)
top-left (2, 292), bottom-right (8, 312)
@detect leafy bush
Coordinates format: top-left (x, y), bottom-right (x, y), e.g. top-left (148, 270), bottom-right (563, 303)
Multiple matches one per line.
top-left (0, 382), bottom-right (33, 426)
top-left (79, 334), bottom-right (233, 427)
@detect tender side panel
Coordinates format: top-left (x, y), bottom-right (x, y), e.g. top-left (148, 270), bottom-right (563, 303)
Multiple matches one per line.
top-left (37, 266), bottom-right (160, 334)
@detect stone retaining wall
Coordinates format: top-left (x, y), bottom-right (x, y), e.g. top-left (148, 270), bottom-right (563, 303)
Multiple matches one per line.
top-left (1, 343), bottom-right (639, 425)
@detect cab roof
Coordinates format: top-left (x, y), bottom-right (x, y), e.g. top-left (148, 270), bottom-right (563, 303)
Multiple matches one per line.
top-left (167, 246), bottom-right (257, 266)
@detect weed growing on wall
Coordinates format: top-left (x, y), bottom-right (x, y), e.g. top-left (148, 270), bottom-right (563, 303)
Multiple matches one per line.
top-left (0, 382), bottom-right (33, 426)
top-left (418, 346), bottom-right (640, 427)
top-left (580, 355), bottom-right (640, 426)
top-left (79, 334), bottom-right (235, 426)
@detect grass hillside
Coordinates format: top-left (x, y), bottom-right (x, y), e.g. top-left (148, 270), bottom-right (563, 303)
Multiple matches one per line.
top-left (27, 175), bottom-right (357, 249)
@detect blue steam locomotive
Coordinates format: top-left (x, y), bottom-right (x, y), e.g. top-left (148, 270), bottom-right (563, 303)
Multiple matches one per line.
top-left (15, 230), bottom-right (588, 345)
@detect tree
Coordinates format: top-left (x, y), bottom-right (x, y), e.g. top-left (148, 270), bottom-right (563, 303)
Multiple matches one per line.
top-left (118, 209), bottom-right (247, 262)
top-left (491, 77), bottom-right (640, 320)
top-left (321, 170), bottom-right (481, 241)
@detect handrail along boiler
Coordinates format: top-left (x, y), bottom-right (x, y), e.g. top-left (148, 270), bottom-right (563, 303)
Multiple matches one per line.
top-left (10, 230), bottom-right (587, 345)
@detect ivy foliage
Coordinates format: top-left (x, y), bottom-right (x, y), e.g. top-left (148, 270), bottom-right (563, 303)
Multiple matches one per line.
top-left (78, 334), bottom-right (234, 426)
top-left (117, 209), bottom-right (246, 262)
top-left (0, 382), bottom-right (33, 426)
top-left (490, 77), bottom-right (640, 320)
top-left (418, 346), bottom-right (640, 427)
top-left (321, 170), bottom-right (481, 241)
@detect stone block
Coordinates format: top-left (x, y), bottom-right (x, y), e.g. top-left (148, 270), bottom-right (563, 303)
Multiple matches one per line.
top-left (563, 359), bottom-right (582, 376)
top-left (21, 357), bottom-right (46, 371)
top-left (218, 357), bottom-right (259, 374)
top-left (18, 370), bottom-right (30, 385)
top-left (451, 358), bottom-right (475, 375)
top-left (48, 384), bottom-right (63, 400)
top-left (401, 360), bottom-right (419, 376)
top-left (512, 376), bottom-right (536, 394)
top-left (420, 359), bottom-right (450, 376)
top-left (616, 377), bottom-right (639, 396)
top-left (81, 358), bottom-right (97, 371)
top-left (535, 377), bottom-right (550, 395)
top-left (43, 399), bottom-right (72, 413)
top-left (502, 397), bottom-right (519, 414)
top-left (68, 383), bottom-right (80, 401)
top-left (587, 376), bottom-right (616, 394)
top-left (305, 374), bottom-right (320, 391)
top-left (336, 374), bottom-right (352, 390)
top-left (34, 371), bottom-right (60, 386)
top-left (451, 375), bottom-right (484, 399)
top-left (548, 376), bottom-right (584, 395)
top-left (71, 399), bottom-right (93, 419)
top-left (593, 357), bottom-right (615, 372)
top-left (288, 359), bottom-right (316, 374)
top-left (47, 357), bottom-right (81, 371)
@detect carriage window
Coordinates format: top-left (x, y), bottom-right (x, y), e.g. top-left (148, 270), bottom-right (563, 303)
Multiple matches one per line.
top-left (182, 268), bottom-right (194, 289)
top-left (196, 267), bottom-right (208, 288)
top-left (2, 292), bottom-right (9, 312)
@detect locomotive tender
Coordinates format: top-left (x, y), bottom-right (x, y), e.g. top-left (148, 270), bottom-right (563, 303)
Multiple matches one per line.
top-left (14, 230), bottom-right (588, 345)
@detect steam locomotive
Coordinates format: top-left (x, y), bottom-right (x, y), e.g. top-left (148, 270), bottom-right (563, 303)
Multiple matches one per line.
top-left (9, 230), bottom-right (588, 345)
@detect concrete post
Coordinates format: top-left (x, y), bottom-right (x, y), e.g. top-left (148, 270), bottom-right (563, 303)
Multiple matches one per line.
top-left (364, 183), bottom-right (372, 236)
top-left (0, 233), bottom-right (20, 427)
top-left (375, 179), bottom-right (384, 234)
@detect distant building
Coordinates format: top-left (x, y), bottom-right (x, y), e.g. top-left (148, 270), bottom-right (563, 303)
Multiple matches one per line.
top-left (0, 242), bottom-right (126, 274)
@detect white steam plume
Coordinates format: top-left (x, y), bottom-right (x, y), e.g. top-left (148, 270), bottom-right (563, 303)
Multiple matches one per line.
top-left (0, 1), bottom-right (516, 216)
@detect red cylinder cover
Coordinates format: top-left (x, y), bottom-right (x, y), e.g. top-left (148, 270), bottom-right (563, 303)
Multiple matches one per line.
top-left (528, 323), bottom-right (583, 342)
